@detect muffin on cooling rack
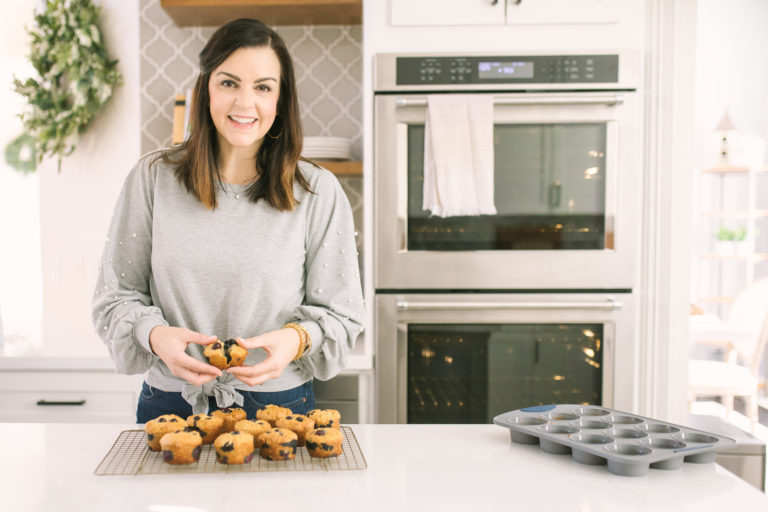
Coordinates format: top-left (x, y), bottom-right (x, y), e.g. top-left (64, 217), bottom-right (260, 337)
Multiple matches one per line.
top-left (234, 419), bottom-right (272, 448)
top-left (160, 427), bottom-right (203, 465)
top-left (203, 338), bottom-right (248, 369)
top-left (144, 414), bottom-right (185, 451)
top-left (258, 428), bottom-right (298, 461)
top-left (186, 413), bottom-right (224, 444)
top-left (214, 431), bottom-right (255, 465)
top-left (211, 407), bottom-right (247, 432)
top-left (306, 408), bottom-right (341, 429)
top-left (306, 428), bottom-right (344, 458)
top-left (256, 404), bottom-right (292, 427)
top-left (276, 414), bottom-right (315, 447)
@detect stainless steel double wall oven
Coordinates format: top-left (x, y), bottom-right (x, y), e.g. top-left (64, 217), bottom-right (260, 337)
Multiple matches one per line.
top-left (373, 52), bottom-right (641, 423)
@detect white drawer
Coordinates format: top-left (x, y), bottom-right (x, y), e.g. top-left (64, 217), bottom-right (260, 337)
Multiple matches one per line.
top-left (0, 390), bottom-right (138, 423)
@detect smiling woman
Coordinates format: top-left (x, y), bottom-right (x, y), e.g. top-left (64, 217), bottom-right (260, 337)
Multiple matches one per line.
top-left (92, 18), bottom-right (365, 422)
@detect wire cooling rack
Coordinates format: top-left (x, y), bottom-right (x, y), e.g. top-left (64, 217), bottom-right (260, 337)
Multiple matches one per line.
top-left (95, 425), bottom-right (366, 476)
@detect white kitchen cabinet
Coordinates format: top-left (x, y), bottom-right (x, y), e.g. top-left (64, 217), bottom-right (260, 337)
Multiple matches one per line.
top-left (390, 0), bottom-right (504, 27)
top-left (0, 361), bottom-right (144, 423)
top-left (389, 0), bottom-right (622, 27)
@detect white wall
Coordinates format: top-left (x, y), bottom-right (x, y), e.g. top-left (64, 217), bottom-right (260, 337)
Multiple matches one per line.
top-left (0, 1), bottom-right (41, 355)
top-left (35, 0), bottom-right (141, 357)
top-left (692, 0), bottom-right (768, 313)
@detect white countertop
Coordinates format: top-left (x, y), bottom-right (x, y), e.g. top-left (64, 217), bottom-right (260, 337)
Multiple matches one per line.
top-left (2, 423), bottom-right (765, 511)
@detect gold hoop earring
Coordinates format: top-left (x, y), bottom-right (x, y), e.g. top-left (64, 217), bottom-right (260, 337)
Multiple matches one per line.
top-left (267, 124), bottom-right (282, 139)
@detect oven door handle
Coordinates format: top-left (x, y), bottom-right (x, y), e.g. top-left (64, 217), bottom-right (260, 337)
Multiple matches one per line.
top-left (396, 299), bottom-right (623, 311)
top-left (395, 94), bottom-right (625, 108)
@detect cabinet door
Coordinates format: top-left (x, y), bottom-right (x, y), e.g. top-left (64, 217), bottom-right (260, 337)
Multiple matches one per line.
top-left (390, 0), bottom-right (505, 26)
top-left (506, 0), bottom-right (623, 25)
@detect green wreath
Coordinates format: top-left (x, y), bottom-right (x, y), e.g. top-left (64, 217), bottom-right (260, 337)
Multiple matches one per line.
top-left (5, 0), bottom-right (122, 173)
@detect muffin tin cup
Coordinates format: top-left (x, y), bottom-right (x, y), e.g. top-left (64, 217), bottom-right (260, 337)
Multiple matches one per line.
top-left (493, 404), bottom-right (736, 477)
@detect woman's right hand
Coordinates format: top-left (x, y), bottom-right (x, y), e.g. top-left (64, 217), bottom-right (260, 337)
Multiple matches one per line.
top-left (149, 326), bottom-right (222, 386)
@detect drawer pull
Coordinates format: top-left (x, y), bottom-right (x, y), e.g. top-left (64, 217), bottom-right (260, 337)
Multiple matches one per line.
top-left (36, 399), bottom-right (86, 406)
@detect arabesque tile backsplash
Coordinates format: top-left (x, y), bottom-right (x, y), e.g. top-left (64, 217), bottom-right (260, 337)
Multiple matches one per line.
top-left (138, 0), bottom-right (363, 255)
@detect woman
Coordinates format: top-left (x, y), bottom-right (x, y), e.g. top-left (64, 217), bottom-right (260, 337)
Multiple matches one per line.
top-left (92, 18), bottom-right (364, 423)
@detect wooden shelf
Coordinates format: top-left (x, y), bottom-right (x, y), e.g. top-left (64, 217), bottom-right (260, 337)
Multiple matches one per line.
top-left (700, 295), bottom-right (735, 304)
top-left (701, 253), bottom-right (768, 261)
top-left (160, 0), bottom-right (362, 27)
top-left (317, 160), bottom-right (362, 176)
top-left (701, 209), bottom-right (768, 218)
top-left (701, 165), bottom-right (768, 174)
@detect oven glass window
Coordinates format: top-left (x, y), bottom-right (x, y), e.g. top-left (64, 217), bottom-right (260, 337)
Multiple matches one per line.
top-left (407, 323), bottom-right (603, 424)
top-left (408, 123), bottom-right (607, 250)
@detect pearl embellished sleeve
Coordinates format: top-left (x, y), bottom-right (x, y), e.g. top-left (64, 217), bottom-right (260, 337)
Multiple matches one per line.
top-left (92, 158), bottom-right (167, 374)
top-left (292, 168), bottom-right (365, 381)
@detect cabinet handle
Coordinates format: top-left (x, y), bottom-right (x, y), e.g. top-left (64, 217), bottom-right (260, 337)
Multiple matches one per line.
top-left (36, 399), bottom-right (86, 406)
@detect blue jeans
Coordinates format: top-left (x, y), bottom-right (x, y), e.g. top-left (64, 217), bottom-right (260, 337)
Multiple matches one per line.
top-left (136, 380), bottom-right (315, 423)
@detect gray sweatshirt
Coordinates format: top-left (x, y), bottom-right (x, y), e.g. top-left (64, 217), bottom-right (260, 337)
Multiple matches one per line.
top-left (92, 153), bottom-right (365, 414)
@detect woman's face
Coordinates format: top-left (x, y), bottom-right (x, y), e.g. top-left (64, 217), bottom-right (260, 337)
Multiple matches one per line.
top-left (208, 46), bottom-right (281, 157)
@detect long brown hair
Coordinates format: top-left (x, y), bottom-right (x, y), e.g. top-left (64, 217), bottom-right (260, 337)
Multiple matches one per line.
top-left (158, 18), bottom-right (311, 210)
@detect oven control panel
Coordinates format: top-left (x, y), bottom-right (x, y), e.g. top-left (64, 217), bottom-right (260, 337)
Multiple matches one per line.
top-left (395, 54), bottom-right (618, 85)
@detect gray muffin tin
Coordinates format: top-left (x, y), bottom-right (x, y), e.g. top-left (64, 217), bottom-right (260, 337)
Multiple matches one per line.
top-left (493, 404), bottom-right (736, 476)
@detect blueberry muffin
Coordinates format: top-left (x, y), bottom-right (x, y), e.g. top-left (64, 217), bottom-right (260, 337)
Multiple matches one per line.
top-left (186, 413), bottom-right (225, 444)
top-left (276, 414), bottom-right (315, 447)
top-left (306, 408), bottom-right (341, 429)
top-left (203, 339), bottom-right (248, 370)
top-left (258, 428), bottom-right (298, 461)
top-left (144, 414), bottom-right (185, 451)
top-left (214, 431), bottom-right (255, 465)
top-left (211, 407), bottom-right (247, 432)
top-left (256, 404), bottom-right (292, 427)
top-left (160, 427), bottom-right (203, 465)
top-left (234, 419), bottom-right (272, 449)
top-left (305, 428), bottom-right (344, 458)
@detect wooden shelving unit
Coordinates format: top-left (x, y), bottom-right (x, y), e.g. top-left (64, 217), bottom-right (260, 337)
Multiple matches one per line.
top-left (317, 160), bottom-right (362, 176)
top-left (160, 0), bottom-right (362, 27)
top-left (697, 164), bottom-right (767, 314)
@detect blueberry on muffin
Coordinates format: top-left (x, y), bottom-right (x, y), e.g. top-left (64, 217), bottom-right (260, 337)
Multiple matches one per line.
top-left (214, 431), bottom-right (255, 465)
top-left (186, 413), bottom-right (225, 444)
top-left (258, 428), bottom-right (298, 461)
top-left (211, 407), bottom-right (247, 433)
top-left (203, 338), bottom-right (248, 369)
top-left (144, 414), bottom-right (185, 451)
top-left (306, 428), bottom-right (344, 458)
top-left (160, 427), bottom-right (203, 465)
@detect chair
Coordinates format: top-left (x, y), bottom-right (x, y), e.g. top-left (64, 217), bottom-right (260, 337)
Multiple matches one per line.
top-left (688, 278), bottom-right (768, 433)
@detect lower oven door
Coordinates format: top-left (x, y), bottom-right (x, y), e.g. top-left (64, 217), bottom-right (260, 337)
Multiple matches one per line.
top-left (375, 292), bottom-right (635, 424)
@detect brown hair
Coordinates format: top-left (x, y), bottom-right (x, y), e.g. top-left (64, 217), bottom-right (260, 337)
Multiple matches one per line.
top-left (157, 18), bottom-right (312, 210)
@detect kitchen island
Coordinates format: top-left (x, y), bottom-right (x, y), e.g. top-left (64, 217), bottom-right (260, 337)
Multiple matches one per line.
top-left (2, 423), bottom-right (765, 511)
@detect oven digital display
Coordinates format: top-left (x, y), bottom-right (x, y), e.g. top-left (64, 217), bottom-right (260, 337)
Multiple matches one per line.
top-left (478, 61), bottom-right (534, 79)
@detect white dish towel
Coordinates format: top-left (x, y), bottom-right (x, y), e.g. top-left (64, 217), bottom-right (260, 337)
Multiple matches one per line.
top-left (423, 94), bottom-right (497, 217)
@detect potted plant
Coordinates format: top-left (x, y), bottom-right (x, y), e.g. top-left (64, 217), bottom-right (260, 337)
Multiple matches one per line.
top-left (732, 227), bottom-right (749, 257)
top-left (715, 226), bottom-right (735, 256)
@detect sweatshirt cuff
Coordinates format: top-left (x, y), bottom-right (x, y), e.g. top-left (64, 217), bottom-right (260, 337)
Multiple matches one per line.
top-left (133, 315), bottom-right (169, 354)
top-left (298, 320), bottom-right (323, 356)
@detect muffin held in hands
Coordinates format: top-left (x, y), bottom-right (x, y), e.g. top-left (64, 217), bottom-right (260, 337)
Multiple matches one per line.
top-left (204, 338), bottom-right (248, 370)
top-left (306, 408), bottom-right (341, 429)
top-left (258, 428), bottom-right (298, 461)
top-left (256, 404), bottom-right (292, 427)
top-left (276, 414), bottom-right (315, 447)
top-left (305, 428), bottom-right (344, 458)
top-left (214, 431), bottom-right (255, 465)
top-left (211, 407), bottom-right (247, 433)
top-left (186, 413), bottom-right (225, 444)
top-left (144, 414), bottom-right (185, 451)
top-left (160, 427), bottom-right (203, 465)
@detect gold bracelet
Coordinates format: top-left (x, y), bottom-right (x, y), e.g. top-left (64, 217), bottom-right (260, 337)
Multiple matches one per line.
top-left (284, 322), bottom-right (312, 360)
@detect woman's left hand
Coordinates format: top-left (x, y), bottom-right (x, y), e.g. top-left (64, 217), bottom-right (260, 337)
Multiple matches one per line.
top-left (226, 328), bottom-right (301, 386)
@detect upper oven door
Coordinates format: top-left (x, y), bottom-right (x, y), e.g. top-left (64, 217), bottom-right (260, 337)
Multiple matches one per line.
top-left (373, 91), bottom-right (640, 290)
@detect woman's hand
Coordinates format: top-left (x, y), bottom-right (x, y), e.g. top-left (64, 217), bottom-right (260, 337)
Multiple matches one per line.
top-left (226, 328), bottom-right (301, 387)
top-left (149, 325), bottom-right (222, 386)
